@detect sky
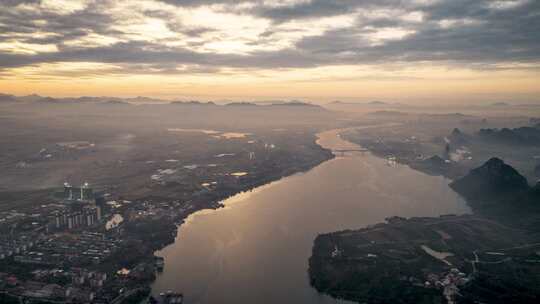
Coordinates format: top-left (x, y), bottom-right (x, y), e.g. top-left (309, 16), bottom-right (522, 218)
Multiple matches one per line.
top-left (0, 0), bottom-right (539, 104)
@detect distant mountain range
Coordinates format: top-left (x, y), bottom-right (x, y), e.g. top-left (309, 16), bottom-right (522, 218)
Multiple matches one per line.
top-left (329, 100), bottom-right (405, 106)
top-left (0, 93), bottom-right (18, 102)
top-left (478, 126), bottom-right (540, 146)
top-left (367, 100), bottom-right (387, 105)
top-left (366, 110), bottom-right (409, 116)
top-left (0, 93), bottom-right (138, 104)
top-left (170, 100), bottom-right (216, 106)
top-left (488, 102), bottom-right (540, 107)
top-left (0, 93), bottom-right (324, 109)
top-left (270, 101), bottom-right (320, 107)
top-left (225, 102), bottom-right (258, 106)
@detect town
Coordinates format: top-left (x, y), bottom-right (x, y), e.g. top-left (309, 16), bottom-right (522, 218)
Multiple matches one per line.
top-left (0, 97), bottom-right (337, 304)
top-left (0, 181), bottom-right (187, 303)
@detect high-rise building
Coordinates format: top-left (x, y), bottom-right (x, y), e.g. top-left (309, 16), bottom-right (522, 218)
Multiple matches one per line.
top-left (61, 182), bottom-right (94, 201)
top-left (63, 182), bottom-right (73, 200)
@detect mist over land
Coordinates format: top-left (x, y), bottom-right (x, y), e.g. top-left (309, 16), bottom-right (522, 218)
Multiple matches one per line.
top-left (2, 93), bottom-right (540, 303)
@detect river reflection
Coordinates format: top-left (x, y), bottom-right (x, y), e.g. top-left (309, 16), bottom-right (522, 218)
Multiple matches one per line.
top-left (152, 126), bottom-right (470, 304)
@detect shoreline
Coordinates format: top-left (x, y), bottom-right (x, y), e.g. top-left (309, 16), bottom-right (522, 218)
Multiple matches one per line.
top-left (118, 123), bottom-right (406, 302)
top-left (140, 132), bottom-right (337, 299)
top-left (147, 123), bottom-right (428, 301)
top-left (0, 128), bottom-right (340, 304)
top-left (308, 128), bottom-right (540, 304)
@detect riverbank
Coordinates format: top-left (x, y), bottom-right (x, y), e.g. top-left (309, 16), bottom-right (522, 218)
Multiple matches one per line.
top-left (135, 135), bottom-right (336, 299)
top-left (308, 134), bottom-right (540, 303)
top-left (308, 213), bottom-right (540, 304)
top-left (150, 124), bottom-right (468, 304)
top-left (94, 138), bottom-right (336, 302)
top-left (107, 131), bottom-right (339, 302)
top-left (0, 129), bottom-right (337, 304)
top-left (92, 146), bottom-right (337, 302)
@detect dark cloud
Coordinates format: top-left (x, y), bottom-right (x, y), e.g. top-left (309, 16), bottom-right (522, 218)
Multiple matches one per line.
top-left (292, 0), bottom-right (540, 64)
top-left (1, 0), bottom-right (41, 6)
top-left (0, 0), bottom-right (539, 76)
top-left (254, 0), bottom-right (401, 22)
top-left (156, 0), bottom-right (241, 7)
top-left (0, 1), bottom-right (115, 45)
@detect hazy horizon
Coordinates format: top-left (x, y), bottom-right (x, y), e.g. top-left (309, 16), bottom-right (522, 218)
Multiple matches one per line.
top-left (3, 91), bottom-right (540, 107)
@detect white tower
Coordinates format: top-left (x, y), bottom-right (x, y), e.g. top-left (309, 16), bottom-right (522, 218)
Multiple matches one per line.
top-left (81, 182), bottom-right (89, 200)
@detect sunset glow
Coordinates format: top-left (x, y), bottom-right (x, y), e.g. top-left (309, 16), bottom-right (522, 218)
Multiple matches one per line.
top-left (1, 0), bottom-right (539, 104)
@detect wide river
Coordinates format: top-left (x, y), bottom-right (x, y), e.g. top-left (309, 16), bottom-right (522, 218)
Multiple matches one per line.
top-left (151, 126), bottom-right (471, 303)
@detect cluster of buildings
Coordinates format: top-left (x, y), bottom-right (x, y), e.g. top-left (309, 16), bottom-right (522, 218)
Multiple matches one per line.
top-left (52, 205), bottom-right (102, 230)
top-left (0, 183), bottom-right (114, 266)
top-left (0, 229), bottom-right (122, 303)
top-left (0, 234), bottom-right (37, 260)
top-left (0, 209), bottom-right (49, 234)
top-left (0, 181), bottom-right (187, 303)
top-left (150, 291), bottom-right (184, 304)
top-left (13, 232), bottom-right (121, 266)
top-left (0, 268), bottom-right (106, 303)
top-left (50, 182), bottom-right (105, 231)
top-left (0, 210), bottom-right (29, 227)
top-left (424, 268), bottom-right (470, 304)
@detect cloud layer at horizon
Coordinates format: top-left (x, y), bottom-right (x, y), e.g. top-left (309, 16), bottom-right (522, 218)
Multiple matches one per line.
top-left (1, 0), bottom-right (539, 102)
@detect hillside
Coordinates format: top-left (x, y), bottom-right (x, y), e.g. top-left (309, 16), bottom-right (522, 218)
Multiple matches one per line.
top-left (449, 157), bottom-right (530, 202)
